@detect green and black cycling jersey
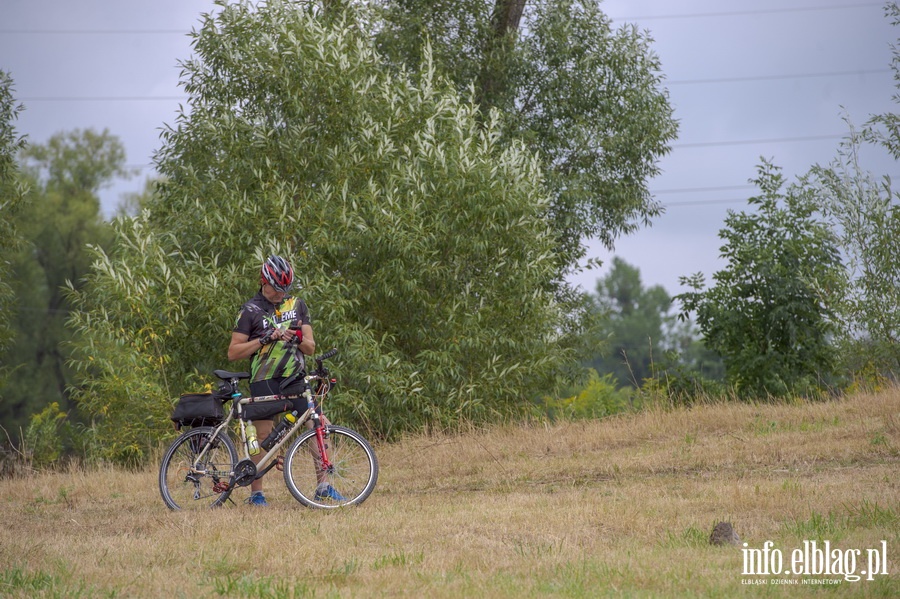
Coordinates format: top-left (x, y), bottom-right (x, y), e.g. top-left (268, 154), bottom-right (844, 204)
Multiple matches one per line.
top-left (233, 291), bottom-right (310, 385)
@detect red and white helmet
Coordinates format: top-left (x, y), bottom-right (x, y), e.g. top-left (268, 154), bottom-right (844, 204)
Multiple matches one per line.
top-left (261, 255), bottom-right (294, 292)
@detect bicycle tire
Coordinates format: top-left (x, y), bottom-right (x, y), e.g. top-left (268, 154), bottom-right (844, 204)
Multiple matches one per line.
top-left (159, 426), bottom-right (239, 510)
top-left (283, 425), bottom-right (378, 509)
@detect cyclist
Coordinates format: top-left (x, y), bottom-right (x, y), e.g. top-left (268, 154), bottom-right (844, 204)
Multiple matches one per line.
top-left (228, 254), bottom-right (344, 506)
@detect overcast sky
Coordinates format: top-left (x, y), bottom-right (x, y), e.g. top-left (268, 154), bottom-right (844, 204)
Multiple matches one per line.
top-left (1, 0), bottom-right (896, 297)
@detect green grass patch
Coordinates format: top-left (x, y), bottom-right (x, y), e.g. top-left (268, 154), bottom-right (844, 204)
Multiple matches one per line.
top-left (783, 501), bottom-right (899, 542)
top-left (372, 550), bottom-right (424, 571)
top-left (0, 566), bottom-right (111, 598)
top-left (842, 499), bottom-right (899, 530)
top-left (211, 573), bottom-right (312, 598)
top-left (783, 510), bottom-right (844, 540)
top-left (659, 525), bottom-right (709, 548)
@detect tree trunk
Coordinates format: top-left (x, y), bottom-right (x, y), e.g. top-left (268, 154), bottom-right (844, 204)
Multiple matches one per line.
top-left (477, 0), bottom-right (526, 111)
top-left (492, 0), bottom-right (526, 33)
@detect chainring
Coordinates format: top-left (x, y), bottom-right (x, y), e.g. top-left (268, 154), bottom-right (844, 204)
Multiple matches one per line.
top-left (232, 458), bottom-right (258, 487)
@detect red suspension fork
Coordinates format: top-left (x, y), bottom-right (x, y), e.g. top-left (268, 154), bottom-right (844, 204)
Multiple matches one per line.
top-left (313, 421), bottom-right (332, 472)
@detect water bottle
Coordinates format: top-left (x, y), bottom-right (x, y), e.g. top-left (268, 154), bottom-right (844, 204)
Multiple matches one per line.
top-left (246, 422), bottom-right (260, 456)
top-left (260, 411), bottom-right (298, 451)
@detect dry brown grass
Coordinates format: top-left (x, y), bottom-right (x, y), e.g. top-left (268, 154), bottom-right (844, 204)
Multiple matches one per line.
top-left (1, 390), bottom-right (898, 597)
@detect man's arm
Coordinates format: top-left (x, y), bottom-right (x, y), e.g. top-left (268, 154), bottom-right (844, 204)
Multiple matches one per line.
top-left (228, 331), bottom-right (262, 361)
top-left (298, 323), bottom-right (315, 355)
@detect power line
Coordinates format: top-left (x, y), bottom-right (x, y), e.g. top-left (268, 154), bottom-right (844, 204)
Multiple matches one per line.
top-left (0, 3), bottom-right (884, 33)
top-left (113, 168), bottom-right (756, 199)
top-left (612, 3), bottom-right (884, 21)
top-left (653, 184), bottom-right (755, 195)
top-left (673, 134), bottom-right (844, 148)
top-left (20, 96), bottom-right (187, 102)
top-left (20, 96), bottom-right (188, 102)
top-left (0, 29), bottom-right (188, 34)
top-left (663, 198), bottom-right (748, 207)
top-left (16, 67), bottom-right (889, 103)
top-left (659, 176), bottom-right (900, 206)
top-left (668, 69), bottom-right (891, 85)
top-left (117, 134), bottom-right (856, 172)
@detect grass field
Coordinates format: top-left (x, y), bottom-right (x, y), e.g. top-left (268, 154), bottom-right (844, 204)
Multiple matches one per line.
top-left (1, 390), bottom-right (898, 597)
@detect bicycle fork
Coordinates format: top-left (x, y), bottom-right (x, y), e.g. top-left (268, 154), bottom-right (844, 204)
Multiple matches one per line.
top-left (313, 421), bottom-right (333, 475)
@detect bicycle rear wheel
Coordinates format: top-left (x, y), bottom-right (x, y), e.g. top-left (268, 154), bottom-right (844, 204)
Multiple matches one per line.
top-left (283, 425), bottom-right (378, 509)
top-left (159, 426), bottom-right (238, 510)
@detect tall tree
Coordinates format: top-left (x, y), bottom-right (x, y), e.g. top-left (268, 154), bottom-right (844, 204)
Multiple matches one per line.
top-left (863, 2), bottom-right (900, 159)
top-left (68, 2), bottom-right (576, 459)
top-left (0, 72), bottom-right (28, 396)
top-left (590, 257), bottom-right (675, 387)
top-left (372, 0), bottom-right (678, 277)
top-left (805, 128), bottom-right (900, 377)
top-left (797, 3), bottom-right (900, 379)
top-left (677, 162), bottom-right (843, 399)
top-left (588, 257), bottom-right (720, 389)
top-left (0, 129), bottom-right (126, 437)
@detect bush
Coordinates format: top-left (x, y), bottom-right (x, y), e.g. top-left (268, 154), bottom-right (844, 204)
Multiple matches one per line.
top-left (22, 402), bottom-right (103, 470)
top-left (544, 369), bottom-right (633, 420)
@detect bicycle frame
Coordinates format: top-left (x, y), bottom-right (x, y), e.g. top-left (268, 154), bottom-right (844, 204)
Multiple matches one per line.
top-left (190, 372), bottom-right (334, 488)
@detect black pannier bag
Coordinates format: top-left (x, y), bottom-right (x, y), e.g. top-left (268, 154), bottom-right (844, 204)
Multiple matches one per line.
top-left (171, 393), bottom-right (225, 430)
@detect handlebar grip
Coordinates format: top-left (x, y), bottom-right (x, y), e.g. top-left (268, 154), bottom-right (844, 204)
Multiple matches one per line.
top-left (318, 348), bottom-right (338, 361)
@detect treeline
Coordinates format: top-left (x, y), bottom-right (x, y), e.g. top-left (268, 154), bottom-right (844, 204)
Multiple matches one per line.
top-left (0, 1), bottom-right (898, 468)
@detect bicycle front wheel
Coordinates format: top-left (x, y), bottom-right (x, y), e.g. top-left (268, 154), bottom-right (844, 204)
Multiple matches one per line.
top-left (283, 425), bottom-right (378, 509)
top-left (159, 426), bottom-right (239, 510)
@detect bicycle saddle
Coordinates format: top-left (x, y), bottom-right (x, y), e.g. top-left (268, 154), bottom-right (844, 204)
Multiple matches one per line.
top-left (213, 369), bottom-right (251, 380)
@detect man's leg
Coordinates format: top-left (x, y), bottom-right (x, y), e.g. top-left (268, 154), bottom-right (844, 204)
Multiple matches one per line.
top-left (250, 419), bottom-right (274, 495)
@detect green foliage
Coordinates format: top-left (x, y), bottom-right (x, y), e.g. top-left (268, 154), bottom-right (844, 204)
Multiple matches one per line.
top-left (21, 402), bottom-right (101, 469)
top-left (639, 350), bottom-right (727, 407)
top-left (543, 369), bottom-right (633, 420)
top-left (374, 0), bottom-right (678, 274)
top-left (590, 258), bottom-right (675, 387)
top-left (20, 128), bottom-right (132, 195)
top-left (69, 1), bottom-right (577, 456)
top-left (0, 72), bottom-right (28, 374)
top-left (0, 129), bottom-right (125, 439)
top-left (799, 3), bottom-right (900, 382)
top-left (586, 257), bottom-right (723, 391)
top-left (677, 161), bottom-right (842, 399)
top-left (23, 403), bottom-right (67, 468)
top-left (781, 8), bottom-right (900, 383)
top-left (863, 2), bottom-right (900, 159)
top-left (67, 235), bottom-right (227, 464)
top-left (806, 129), bottom-right (900, 378)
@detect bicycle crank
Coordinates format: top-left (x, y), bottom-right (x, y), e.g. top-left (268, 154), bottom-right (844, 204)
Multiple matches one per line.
top-left (231, 458), bottom-right (258, 487)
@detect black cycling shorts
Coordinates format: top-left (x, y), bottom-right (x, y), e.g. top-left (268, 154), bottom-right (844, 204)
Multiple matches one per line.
top-left (247, 378), bottom-right (307, 421)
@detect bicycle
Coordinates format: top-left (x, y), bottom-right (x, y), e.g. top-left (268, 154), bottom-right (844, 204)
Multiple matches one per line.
top-left (159, 348), bottom-right (378, 510)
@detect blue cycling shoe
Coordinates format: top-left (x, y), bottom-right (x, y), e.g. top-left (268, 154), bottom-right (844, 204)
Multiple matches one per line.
top-left (315, 484), bottom-right (346, 502)
top-left (246, 491), bottom-right (268, 506)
